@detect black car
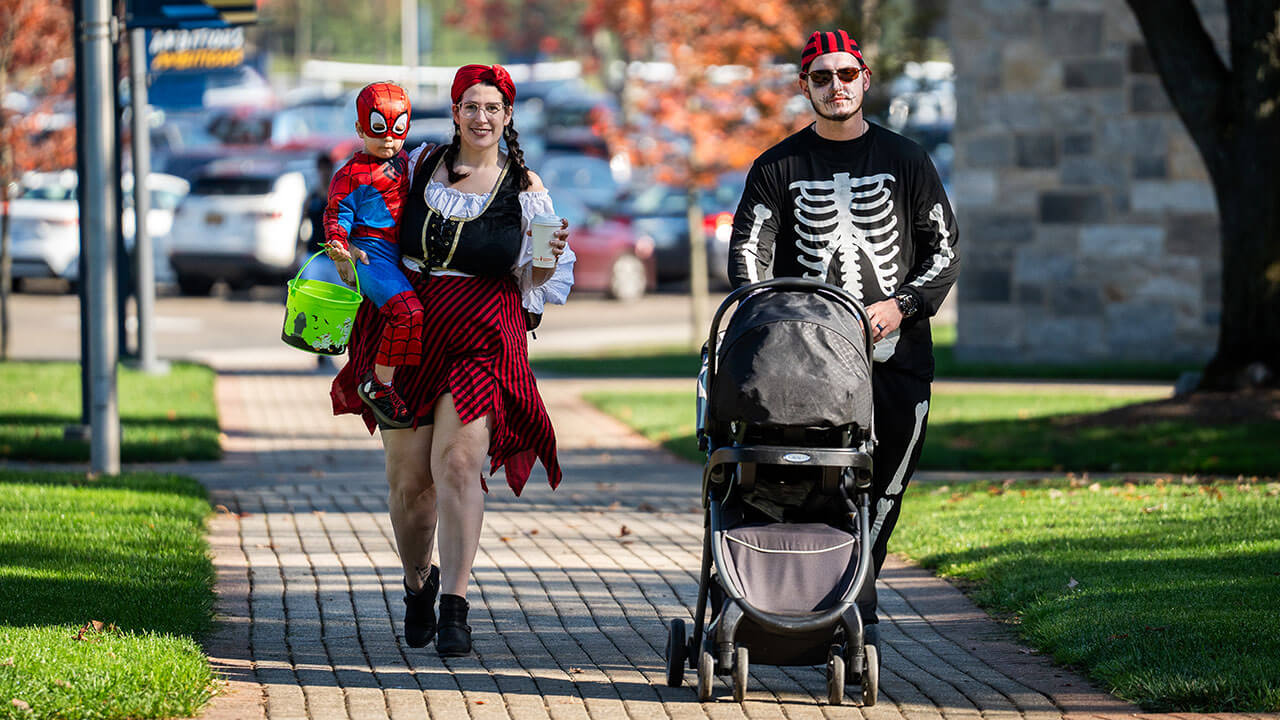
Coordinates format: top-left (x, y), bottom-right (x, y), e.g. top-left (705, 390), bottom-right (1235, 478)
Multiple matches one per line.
top-left (611, 172), bottom-right (745, 286)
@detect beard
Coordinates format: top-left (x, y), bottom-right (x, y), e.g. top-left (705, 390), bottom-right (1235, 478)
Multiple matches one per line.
top-left (809, 93), bottom-right (862, 122)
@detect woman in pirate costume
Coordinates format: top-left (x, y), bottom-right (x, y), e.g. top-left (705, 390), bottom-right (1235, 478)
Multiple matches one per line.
top-left (331, 64), bottom-right (575, 657)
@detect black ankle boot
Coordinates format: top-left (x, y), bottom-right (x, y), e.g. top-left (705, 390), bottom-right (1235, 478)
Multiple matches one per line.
top-left (403, 566), bottom-right (439, 648)
top-left (435, 593), bottom-right (472, 657)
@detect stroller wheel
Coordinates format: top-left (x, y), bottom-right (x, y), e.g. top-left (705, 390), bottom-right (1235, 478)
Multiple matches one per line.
top-left (731, 646), bottom-right (748, 702)
top-left (665, 619), bottom-right (687, 687)
top-left (861, 644), bottom-right (880, 706)
top-left (697, 647), bottom-right (715, 701)
top-left (827, 644), bottom-right (846, 705)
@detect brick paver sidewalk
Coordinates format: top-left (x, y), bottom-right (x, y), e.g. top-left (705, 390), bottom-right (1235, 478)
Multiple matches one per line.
top-left (183, 369), bottom-right (1244, 720)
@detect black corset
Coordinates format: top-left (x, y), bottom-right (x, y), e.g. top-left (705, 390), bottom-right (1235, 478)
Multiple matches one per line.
top-left (399, 146), bottom-right (524, 277)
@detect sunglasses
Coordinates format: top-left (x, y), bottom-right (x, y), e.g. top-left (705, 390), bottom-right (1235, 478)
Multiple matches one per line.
top-left (802, 66), bottom-right (865, 86)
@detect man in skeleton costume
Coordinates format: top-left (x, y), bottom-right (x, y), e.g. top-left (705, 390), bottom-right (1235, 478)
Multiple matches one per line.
top-left (728, 29), bottom-right (960, 636)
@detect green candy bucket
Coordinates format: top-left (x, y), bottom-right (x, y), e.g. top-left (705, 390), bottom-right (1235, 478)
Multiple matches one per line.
top-left (281, 251), bottom-right (363, 356)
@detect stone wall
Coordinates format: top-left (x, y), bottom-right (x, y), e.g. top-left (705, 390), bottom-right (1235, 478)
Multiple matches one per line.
top-left (949, 0), bottom-right (1225, 364)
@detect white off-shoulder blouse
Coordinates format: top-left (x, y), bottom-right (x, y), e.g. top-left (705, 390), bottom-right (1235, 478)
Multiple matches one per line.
top-left (405, 143), bottom-right (576, 315)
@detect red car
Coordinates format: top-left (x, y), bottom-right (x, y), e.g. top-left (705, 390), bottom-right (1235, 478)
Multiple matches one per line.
top-left (553, 194), bottom-right (656, 302)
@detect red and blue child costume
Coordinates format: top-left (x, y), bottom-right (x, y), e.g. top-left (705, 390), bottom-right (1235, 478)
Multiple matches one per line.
top-left (323, 84), bottom-right (425, 401)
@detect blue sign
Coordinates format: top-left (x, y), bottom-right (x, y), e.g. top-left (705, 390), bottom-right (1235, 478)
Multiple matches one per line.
top-left (127, 0), bottom-right (257, 29)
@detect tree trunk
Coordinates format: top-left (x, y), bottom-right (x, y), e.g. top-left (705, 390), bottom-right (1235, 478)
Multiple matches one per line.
top-left (1, 183), bottom-right (10, 361)
top-left (687, 188), bottom-right (709, 351)
top-left (0, 67), bottom-right (10, 361)
top-left (1199, 124), bottom-right (1280, 390)
top-left (1127, 0), bottom-right (1280, 389)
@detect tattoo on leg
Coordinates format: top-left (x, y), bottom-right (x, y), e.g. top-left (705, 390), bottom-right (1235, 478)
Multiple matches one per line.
top-left (415, 565), bottom-right (431, 586)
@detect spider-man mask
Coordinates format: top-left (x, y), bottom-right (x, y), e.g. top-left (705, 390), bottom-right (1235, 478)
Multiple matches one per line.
top-left (356, 82), bottom-right (411, 139)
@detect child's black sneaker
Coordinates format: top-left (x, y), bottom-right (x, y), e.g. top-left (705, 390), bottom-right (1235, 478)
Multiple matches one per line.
top-left (357, 372), bottom-right (412, 428)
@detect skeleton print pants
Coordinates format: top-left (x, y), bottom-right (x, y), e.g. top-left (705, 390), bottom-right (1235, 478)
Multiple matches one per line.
top-left (856, 364), bottom-right (932, 624)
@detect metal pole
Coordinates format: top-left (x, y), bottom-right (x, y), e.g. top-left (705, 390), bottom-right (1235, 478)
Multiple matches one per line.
top-left (82, 0), bottom-right (120, 474)
top-left (72, 0), bottom-right (92, 441)
top-left (113, 43), bottom-right (132, 361)
top-left (129, 27), bottom-right (165, 374)
top-left (401, 0), bottom-right (419, 96)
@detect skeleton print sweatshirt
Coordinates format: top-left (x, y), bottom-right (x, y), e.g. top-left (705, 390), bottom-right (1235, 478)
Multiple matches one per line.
top-left (728, 122), bottom-right (960, 379)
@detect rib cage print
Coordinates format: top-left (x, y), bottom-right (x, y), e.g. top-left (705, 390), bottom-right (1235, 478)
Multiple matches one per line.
top-left (790, 172), bottom-right (900, 301)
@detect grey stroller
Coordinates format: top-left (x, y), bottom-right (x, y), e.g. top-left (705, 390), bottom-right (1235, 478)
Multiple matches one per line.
top-left (664, 278), bottom-right (879, 705)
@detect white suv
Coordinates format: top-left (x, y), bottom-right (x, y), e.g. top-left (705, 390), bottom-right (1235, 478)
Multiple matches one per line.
top-left (168, 159), bottom-right (308, 295)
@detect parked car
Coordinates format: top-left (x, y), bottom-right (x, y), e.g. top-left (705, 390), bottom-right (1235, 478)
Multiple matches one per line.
top-left (167, 158), bottom-right (309, 295)
top-left (611, 172), bottom-right (745, 286)
top-left (551, 194), bottom-right (655, 302)
top-left (540, 153), bottom-right (623, 211)
top-left (6, 170), bottom-right (190, 290)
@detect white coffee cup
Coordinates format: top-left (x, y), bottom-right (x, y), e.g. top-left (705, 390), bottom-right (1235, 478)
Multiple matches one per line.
top-left (531, 213), bottom-right (561, 269)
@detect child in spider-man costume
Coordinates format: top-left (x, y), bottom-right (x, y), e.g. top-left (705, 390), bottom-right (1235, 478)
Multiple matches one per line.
top-left (323, 81), bottom-right (422, 429)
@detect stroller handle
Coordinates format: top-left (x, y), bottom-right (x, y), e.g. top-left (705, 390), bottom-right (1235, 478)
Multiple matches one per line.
top-left (706, 278), bottom-right (875, 387)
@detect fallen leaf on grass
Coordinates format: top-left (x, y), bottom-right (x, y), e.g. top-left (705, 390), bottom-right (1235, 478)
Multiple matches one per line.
top-left (52, 679), bottom-right (71, 688)
top-left (0, 658), bottom-right (13, 667)
top-left (1141, 503), bottom-right (1166, 513)
top-left (1087, 482), bottom-right (1102, 492)
top-left (1108, 633), bottom-right (1129, 640)
top-left (11, 699), bottom-right (30, 711)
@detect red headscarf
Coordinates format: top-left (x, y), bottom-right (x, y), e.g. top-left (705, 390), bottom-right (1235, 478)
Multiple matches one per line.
top-left (450, 64), bottom-right (517, 105)
top-left (801, 30), bottom-right (869, 74)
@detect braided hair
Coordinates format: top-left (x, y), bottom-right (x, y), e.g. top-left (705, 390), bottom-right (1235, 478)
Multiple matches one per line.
top-left (443, 82), bottom-right (532, 190)
top-left (503, 123), bottom-right (532, 191)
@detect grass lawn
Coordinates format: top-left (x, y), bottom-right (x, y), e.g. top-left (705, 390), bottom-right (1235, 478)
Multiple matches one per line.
top-left (532, 323), bottom-right (1198, 381)
top-left (0, 362), bottom-right (220, 463)
top-left (581, 388), bottom-right (1280, 476)
top-left (893, 476), bottom-right (1280, 712)
top-left (0, 469), bottom-right (217, 719)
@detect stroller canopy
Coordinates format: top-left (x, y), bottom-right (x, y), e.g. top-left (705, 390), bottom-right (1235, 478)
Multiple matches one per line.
top-left (710, 288), bottom-right (872, 432)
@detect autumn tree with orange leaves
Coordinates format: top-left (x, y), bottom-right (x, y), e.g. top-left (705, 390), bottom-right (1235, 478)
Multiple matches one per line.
top-left (583, 0), bottom-right (833, 186)
top-left (0, 0), bottom-right (75, 357)
top-left (581, 0), bottom-right (834, 341)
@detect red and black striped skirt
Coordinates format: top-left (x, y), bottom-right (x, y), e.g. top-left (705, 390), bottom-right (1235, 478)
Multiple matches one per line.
top-left (331, 271), bottom-right (561, 495)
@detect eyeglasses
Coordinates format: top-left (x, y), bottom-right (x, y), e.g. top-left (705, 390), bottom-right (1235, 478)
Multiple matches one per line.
top-left (802, 66), bottom-right (864, 86)
top-left (456, 102), bottom-right (507, 119)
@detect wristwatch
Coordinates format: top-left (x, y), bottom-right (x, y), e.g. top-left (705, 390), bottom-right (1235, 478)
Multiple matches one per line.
top-left (893, 290), bottom-right (920, 318)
